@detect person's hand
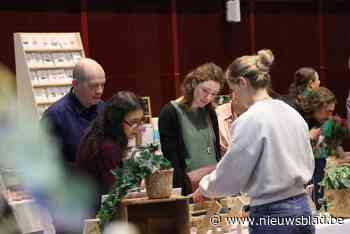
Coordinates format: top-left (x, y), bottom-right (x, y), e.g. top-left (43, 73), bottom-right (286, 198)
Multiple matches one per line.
top-left (310, 128), bottom-right (321, 140)
top-left (190, 188), bottom-right (211, 204)
top-left (336, 152), bottom-right (350, 164)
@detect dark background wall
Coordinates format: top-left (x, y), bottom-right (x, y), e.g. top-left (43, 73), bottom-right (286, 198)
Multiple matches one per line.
top-left (1, 0), bottom-right (349, 117)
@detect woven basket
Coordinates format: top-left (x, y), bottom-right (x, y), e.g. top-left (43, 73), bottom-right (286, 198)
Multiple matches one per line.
top-left (325, 189), bottom-right (350, 218)
top-left (145, 168), bottom-right (173, 199)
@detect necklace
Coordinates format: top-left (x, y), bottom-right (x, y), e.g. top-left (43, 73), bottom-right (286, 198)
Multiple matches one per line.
top-left (196, 109), bottom-right (214, 155)
top-left (206, 120), bottom-right (214, 154)
top-left (173, 101), bottom-right (215, 155)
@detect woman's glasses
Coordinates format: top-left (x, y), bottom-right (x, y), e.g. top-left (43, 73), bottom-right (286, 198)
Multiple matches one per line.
top-left (199, 86), bottom-right (219, 98)
top-left (124, 120), bottom-right (144, 128)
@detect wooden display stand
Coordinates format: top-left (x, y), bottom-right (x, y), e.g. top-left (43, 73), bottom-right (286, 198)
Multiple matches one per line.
top-left (325, 189), bottom-right (350, 218)
top-left (117, 195), bottom-right (190, 234)
top-left (134, 96), bottom-right (153, 146)
top-left (141, 96), bottom-right (152, 123)
top-left (190, 196), bottom-right (249, 234)
top-left (14, 32), bottom-right (85, 121)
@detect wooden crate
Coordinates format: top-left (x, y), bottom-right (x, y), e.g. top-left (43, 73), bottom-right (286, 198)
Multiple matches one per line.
top-left (117, 195), bottom-right (190, 234)
top-left (189, 196), bottom-right (250, 234)
top-left (325, 189), bottom-right (350, 218)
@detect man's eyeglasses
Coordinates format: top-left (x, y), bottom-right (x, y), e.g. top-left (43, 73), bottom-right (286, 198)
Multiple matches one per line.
top-left (124, 120), bottom-right (143, 128)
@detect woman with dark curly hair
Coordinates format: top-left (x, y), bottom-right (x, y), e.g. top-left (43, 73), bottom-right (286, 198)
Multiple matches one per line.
top-left (296, 87), bottom-right (336, 210)
top-left (296, 87), bottom-right (336, 129)
top-left (76, 91), bottom-right (144, 210)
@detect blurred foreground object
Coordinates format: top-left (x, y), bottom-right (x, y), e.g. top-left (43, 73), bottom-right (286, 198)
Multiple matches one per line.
top-left (103, 222), bottom-right (139, 234)
top-left (0, 63), bottom-right (96, 233)
top-left (0, 64), bottom-right (21, 234)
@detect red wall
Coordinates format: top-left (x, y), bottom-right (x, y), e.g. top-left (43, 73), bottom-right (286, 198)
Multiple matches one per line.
top-left (1, 0), bottom-right (350, 117)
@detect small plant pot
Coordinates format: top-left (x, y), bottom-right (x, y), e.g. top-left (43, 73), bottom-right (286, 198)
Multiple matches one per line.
top-left (145, 168), bottom-right (173, 199)
top-left (325, 189), bottom-right (350, 218)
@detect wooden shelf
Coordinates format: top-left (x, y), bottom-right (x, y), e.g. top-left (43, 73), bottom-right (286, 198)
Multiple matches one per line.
top-left (15, 32), bottom-right (85, 120)
top-left (32, 82), bottom-right (72, 88)
top-left (29, 65), bottom-right (75, 70)
top-left (121, 194), bottom-right (187, 205)
top-left (24, 48), bottom-right (81, 52)
top-left (36, 100), bottom-right (55, 105)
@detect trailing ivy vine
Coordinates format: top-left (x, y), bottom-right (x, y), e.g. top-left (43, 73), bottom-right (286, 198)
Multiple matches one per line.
top-left (319, 163), bottom-right (350, 212)
top-left (320, 164), bottom-right (350, 190)
top-left (96, 144), bottom-right (172, 228)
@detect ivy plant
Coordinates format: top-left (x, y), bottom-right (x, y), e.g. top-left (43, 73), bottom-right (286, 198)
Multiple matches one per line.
top-left (320, 164), bottom-right (350, 190)
top-left (96, 144), bottom-right (172, 229)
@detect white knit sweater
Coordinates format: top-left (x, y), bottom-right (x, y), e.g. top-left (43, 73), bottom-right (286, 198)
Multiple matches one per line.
top-left (199, 99), bottom-right (315, 206)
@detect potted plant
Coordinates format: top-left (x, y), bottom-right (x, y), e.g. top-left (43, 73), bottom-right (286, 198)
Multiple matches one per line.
top-left (96, 144), bottom-right (172, 228)
top-left (320, 164), bottom-right (350, 217)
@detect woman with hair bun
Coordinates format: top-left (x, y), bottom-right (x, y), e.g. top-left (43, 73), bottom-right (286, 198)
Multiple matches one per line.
top-left (193, 50), bottom-right (315, 234)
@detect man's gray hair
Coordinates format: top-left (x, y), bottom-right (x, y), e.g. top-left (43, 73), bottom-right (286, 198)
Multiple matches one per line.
top-left (72, 58), bottom-right (105, 83)
top-left (73, 62), bottom-right (88, 82)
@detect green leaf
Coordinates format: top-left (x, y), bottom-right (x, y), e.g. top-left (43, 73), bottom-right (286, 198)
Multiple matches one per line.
top-left (321, 164), bottom-right (350, 190)
top-left (96, 143), bottom-right (173, 230)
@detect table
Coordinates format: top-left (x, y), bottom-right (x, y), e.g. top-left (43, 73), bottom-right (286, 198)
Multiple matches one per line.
top-left (118, 195), bottom-right (190, 234)
top-left (316, 218), bottom-right (350, 234)
top-left (190, 218), bottom-right (350, 234)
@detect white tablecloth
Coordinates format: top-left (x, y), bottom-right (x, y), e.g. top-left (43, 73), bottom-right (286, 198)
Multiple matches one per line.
top-left (191, 218), bottom-right (350, 234)
top-left (316, 218), bottom-right (350, 234)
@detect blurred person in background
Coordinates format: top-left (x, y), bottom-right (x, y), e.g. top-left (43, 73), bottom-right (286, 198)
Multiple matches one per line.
top-left (216, 85), bottom-right (249, 156)
top-left (0, 63), bottom-right (96, 234)
top-left (287, 67), bottom-right (320, 109)
top-left (215, 93), bottom-right (238, 156)
top-left (346, 56), bottom-right (350, 129)
top-left (0, 63), bottom-right (21, 234)
top-left (296, 87), bottom-right (350, 209)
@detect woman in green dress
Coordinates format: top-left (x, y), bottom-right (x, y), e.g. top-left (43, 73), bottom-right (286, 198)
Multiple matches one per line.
top-left (158, 62), bottom-right (225, 195)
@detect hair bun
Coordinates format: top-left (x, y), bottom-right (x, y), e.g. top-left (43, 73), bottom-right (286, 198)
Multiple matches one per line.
top-left (256, 49), bottom-right (274, 72)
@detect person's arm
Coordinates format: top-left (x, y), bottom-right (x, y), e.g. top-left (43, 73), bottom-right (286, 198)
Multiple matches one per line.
top-left (209, 108), bottom-right (222, 160)
top-left (41, 109), bottom-right (61, 138)
top-left (40, 110), bottom-right (64, 154)
top-left (198, 117), bottom-right (263, 198)
top-left (158, 104), bottom-right (189, 194)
